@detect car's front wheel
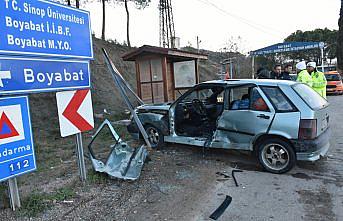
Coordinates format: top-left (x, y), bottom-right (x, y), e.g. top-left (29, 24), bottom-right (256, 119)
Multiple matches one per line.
top-left (145, 125), bottom-right (164, 149)
top-left (257, 138), bottom-right (295, 174)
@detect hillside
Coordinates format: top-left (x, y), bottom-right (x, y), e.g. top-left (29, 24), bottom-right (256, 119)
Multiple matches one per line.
top-left (0, 38), bottom-right (254, 219)
top-left (28, 38), bottom-right (222, 124)
top-left (0, 37), bottom-right (222, 209)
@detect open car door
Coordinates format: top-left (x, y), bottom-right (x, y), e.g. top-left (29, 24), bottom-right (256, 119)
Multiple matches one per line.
top-left (166, 84), bottom-right (225, 147)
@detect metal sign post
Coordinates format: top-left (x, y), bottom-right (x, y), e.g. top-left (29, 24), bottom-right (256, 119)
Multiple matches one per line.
top-left (102, 49), bottom-right (152, 149)
top-left (319, 42), bottom-right (325, 73)
top-left (56, 90), bottom-right (94, 182)
top-left (76, 133), bottom-right (87, 182)
top-left (8, 178), bottom-right (21, 211)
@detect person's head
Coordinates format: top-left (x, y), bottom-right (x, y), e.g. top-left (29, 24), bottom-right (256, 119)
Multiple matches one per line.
top-left (296, 61), bottom-right (306, 72)
top-left (306, 62), bottom-right (316, 73)
top-left (284, 64), bottom-right (292, 73)
top-left (273, 64), bottom-right (282, 74)
top-left (242, 94), bottom-right (249, 100)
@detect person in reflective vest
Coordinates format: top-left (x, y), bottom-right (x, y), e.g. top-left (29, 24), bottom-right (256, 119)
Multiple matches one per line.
top-left (307, 62), bottom-right (327, 99)
top-left (296, 61), bottom-right (313, 87)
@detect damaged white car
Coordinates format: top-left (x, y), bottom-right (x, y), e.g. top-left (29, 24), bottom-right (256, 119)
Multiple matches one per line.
top-left (127, 79), bottom-right (330, 174)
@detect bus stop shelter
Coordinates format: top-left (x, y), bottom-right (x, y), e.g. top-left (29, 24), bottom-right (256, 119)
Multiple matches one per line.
top-left (122, 45), bottom-right (207, 103)
top-left (250, 41), bottom-right (325, 78)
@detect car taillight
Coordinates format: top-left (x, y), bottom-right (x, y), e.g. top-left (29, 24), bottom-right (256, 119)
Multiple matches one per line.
top-left (298, 119), bottom-right (317, 139)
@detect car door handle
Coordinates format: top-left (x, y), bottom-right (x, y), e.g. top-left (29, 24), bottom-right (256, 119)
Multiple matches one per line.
top-left (257, 114), bottom-right (270, 119)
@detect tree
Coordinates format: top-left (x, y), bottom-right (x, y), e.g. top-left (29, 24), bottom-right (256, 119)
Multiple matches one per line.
top-left (56, 0), bottom-right (150, 42)
top-left (284, 28), bottom-right (338, 64)
top-left (101, 0), bottom-right (107, 40)
top-left (338, 0), bottom-right (343, 71)
top-left (52, 0), bottom-right (79, 8)
top-left (88, 0), bottom-right (150, 42)
top-left (125, 0), bottom-right (130, 46)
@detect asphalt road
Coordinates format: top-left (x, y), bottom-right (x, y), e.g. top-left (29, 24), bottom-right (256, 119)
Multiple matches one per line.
top-left (190, 95), bottom-right (343, 221)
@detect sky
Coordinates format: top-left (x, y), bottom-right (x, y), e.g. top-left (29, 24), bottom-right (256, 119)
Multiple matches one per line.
top-left (83, 0), bottom-right (340, 53)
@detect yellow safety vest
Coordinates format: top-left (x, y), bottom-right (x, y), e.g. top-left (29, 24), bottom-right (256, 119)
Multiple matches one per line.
top-left (297, 70), bottom-right (313, 87)
top-left (311, 71), bottom-right (327, 99)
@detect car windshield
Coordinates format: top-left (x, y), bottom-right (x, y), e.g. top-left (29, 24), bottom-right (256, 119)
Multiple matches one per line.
top-left (292, 84), bottom-right (329, 110)
top-left (325, 74), bottom-right (341, 81)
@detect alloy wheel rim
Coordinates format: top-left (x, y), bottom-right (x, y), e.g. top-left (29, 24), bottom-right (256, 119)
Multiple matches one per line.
top-left (261, 143), bottom-right (289, 171)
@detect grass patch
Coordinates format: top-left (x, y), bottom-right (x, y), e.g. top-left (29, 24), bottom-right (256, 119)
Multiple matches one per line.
top-left (18, 187), bottom-right (76, 217)
top-left (105, 112), bottom-right (128, 122)
top-left (19, 192), bottom-right (49, 217)
top-left (96, 126), bottom-right (116, 142)
top-left (0, 183), bottom-right (7, 192)
top-left (115, 125), bottom-right (131, 141)
top-left (87, 170), bottom-right (109, 185)
top-left (0, 183), bottom-right (10, 208)
top-left (50, 187), bottom-right (76, 201)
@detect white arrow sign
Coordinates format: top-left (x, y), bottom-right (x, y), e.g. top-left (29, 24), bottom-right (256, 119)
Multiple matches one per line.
top-left (0, 71), bottom-right (11, 87)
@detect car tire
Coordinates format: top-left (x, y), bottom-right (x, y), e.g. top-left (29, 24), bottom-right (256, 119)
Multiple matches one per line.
top-left (145, 125), bottom-right (164, 149)
top-left (257, 138), bottom-right (296, 174)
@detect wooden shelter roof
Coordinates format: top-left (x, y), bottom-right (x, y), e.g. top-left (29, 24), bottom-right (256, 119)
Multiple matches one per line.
top-left (122, 45), bottom-right (208, 62)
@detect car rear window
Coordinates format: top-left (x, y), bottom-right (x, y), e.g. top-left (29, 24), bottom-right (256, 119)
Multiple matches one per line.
top-left (292, 84), bottom-right (329, 110)
top-left (261, 86), bottom-right (296, 112)
top-left (325, 74), bottom-right (341, 81)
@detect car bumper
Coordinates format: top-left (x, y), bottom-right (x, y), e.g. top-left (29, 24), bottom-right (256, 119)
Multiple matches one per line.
top-left (291, 128), bottom-right (331, 161)
top-left (327, 87), bottom-right (343, 94)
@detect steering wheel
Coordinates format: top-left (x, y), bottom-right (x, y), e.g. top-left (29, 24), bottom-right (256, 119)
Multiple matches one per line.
top-left (192, 99), bottom-right (207, 116)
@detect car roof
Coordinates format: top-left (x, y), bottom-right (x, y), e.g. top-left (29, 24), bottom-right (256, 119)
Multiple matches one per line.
top-left (200, 79), bottom-right (297, 87)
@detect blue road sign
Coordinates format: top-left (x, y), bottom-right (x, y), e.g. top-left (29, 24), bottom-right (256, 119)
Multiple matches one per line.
top-left (0, 0), bottom-right (93, 59)
top-left (0, 57), bottom-right (90, 95)
top-left (0, 96), bottom-right (36, 182)
top-left (250, 42), bottom-right (324, 56)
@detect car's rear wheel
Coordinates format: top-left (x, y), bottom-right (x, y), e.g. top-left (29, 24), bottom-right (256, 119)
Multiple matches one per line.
top-left (257, 138), bottom-right (295, 174)
top-left (145, 125), bottom-right (164, 149)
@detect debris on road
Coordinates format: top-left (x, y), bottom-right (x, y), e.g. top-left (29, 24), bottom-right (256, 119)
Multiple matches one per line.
top-left (88, 119), bottom-right (148, 180)
top-left (216, 171), bottom-right (230, 179)
top-left (231, 169), bottom-right (243, 187)
top-left (209, 195), bottom-right (232, 220)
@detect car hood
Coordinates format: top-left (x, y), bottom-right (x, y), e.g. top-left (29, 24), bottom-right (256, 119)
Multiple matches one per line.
top-left (137, 103), bottom-right (171, 111)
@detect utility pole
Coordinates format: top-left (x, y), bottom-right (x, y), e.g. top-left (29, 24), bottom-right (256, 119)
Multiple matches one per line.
top-left (196, 36), bottom-right (201, 53)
